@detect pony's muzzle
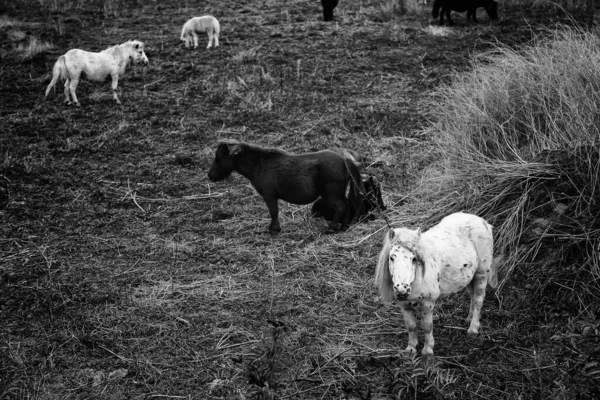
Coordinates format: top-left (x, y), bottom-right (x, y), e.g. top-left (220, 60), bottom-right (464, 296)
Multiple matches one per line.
top-left (395, 292), bottom-right (409, 301)
top-left (393, 283), bottom-right (411, 300)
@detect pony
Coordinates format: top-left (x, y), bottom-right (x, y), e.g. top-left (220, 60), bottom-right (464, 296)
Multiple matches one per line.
top-left (180, 16), bottom-right (220, 49)
top-left (207, 139), bottom-right (365, 234)
top-left (312, 174), bottom-right (385, 223)
top-left (374, 212), bottom-right (497, 356)
top-left (45, 40), bottom-right (149, 107)
top-left (432, 0), bottom-right (498, 25)
top-left (321, 0), bottom-right (339, 21)
top-left (310, 147), bottom-right (385, 223)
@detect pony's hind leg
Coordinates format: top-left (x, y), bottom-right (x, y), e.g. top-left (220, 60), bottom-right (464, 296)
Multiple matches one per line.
top-left (465, 281), bottom-right (475, 323)
top-left (63, 79), bottom-right (72, 104)
top-left (322, 196), bottom-right (346, 232)
top-left (68, 78), bottom-right (81, 107)
top-left (466, 271), bottom-right (489, 337)
top-left (213, 33), bottom-right (219, 48)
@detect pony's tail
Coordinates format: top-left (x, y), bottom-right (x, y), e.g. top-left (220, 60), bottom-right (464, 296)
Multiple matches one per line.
top-left (375, 228), bottom-right (395, 302)
top-left (45, 55), bottom-right (66, 98)
top-left (345, 159), bottom-right (366, 224)
top-left (212, 17), bottom-right (221, 36)
top-left (432, 0), bottom-right (441, 18)
top-left (488, 256), bottom-right (501, 289)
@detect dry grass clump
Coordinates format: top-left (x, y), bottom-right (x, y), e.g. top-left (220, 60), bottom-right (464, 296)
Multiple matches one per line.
top-left (419, 26), bottom-right (600, 310)
top-left (16, 36), bottom-right (55, 59)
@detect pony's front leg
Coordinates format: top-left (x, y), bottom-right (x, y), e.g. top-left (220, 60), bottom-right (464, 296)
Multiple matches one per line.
top-left (110, 74), bottom-right (121, 105)
top-left (399, 301), bottom-right (419, 354)
top-left (263, 197), bottom-right (281, 234)
top-left (421, 300), bottom-right (436, 356)
top-left (467, 272), bottom-right (488, 337)
top-left (192, 32), bottom-right (199, 49)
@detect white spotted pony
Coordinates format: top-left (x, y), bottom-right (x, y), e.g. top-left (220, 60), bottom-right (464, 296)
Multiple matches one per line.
top-left (374, 212), bottom-right (497, 356)
top-left (180, 15), bottom-right (220, 49)
top-left (45, 40), bottom-right (149, 107)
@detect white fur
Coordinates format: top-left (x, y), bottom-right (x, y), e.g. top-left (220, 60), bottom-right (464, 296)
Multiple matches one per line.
top-left (45, 40), bottom-right (149, 107)
top-left (374, 212), bottom-right (497, 356)
top-left (180, 16), bottom-right (220, 49)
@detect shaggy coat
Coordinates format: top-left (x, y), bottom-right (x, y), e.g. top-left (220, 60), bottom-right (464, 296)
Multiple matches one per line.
top-left (180, 15), bottom-right (220, 49)
top-left (374, 212), bottom-right (497, 356)
top-left (45, 40), bottom-right (149, 107)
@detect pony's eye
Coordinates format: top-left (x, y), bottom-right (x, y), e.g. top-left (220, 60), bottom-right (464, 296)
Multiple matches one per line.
top-left (389, 254), bottom-right (396, 261)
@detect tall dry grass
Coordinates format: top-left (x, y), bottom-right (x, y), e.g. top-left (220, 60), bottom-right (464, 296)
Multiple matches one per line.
top-left (419, 26), bottom-right (600, 306)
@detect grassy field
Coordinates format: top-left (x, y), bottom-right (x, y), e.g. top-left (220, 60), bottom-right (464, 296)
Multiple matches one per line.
top-left (1, 0), bottom-right (598, 399)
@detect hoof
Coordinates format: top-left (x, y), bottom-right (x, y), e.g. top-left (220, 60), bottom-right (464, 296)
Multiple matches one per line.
top-left (467, 328), bottom-right (479, 338)
top-left (421, 348), bottom-right (434, 357)
top-left (401, 346), bottom-right (417, 357)
top-left (268, 225), bottom-right (282, 234)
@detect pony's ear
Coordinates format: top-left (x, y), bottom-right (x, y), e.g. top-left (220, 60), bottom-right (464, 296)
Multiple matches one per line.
top-left (218, 140), bottom-right (244, 157)
top-left (388, 228), bottom-right (395, 240)
top-left (227, 143), bottom-right (244, 156)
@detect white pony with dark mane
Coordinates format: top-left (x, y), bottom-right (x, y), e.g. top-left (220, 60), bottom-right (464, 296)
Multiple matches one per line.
top-left (45, 40), bottom-right (149, 107)
top-left (374, 212), bottom-right (497, 356)
top-left (180, 16), bottom-right (220, 49)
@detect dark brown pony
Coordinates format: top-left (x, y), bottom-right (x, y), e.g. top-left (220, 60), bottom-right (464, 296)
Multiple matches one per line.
top-left (312, 174), bottom-right (386, 223)
top-left (207, 139), bottom-right (365, 234)
top-left (432, 0), bottom-right (498, 25)
top-left (321, 0), bottom-right (339, 21)
top-left (311, 148), bottom-right (386, 223)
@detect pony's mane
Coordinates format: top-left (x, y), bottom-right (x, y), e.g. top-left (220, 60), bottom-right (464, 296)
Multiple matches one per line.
top-left (115, 40), bottom-right (143, 49)
top-left (390, 228), bottom-right (427, 279)
top-left (219, 139), bottom-right (288, 159)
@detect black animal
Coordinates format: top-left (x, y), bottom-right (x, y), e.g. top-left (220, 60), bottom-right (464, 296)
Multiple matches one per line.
top-left (312, 174), bottom-right (386, 223)
top-left (432, 0), bottom-right (498, 25)
top-left (207, 139), bottom-right (365, 234)
top-left (321, 0), bottom-right (339, 22)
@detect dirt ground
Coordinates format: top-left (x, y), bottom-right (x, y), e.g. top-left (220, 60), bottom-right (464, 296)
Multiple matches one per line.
top-left (1, 0), bottom-right (598, 399)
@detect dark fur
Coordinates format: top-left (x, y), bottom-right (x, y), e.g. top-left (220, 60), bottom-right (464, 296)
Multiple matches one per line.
top-left (432, 0), bottom-right (498, 25)
top-left (207, 139), bottom-right (365, 234)
top-left (321, 0), bottom-right (339, 21)
top-left (312, 174), bottom-right (386, 223)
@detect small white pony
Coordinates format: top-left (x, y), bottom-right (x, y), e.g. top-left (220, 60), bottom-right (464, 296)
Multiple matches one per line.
top-left (45, 40), bottom-right (149, 107)
top-left (180, 16), bottom-right (220, 49)
top-left (374, 212), bottom-right (497, 356)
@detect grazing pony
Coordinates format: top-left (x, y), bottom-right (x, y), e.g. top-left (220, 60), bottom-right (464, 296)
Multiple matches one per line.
top-left (45, 40), bottom-right (149, 107)
top-left (321, 0), bottom-right (339, 21)
top-left (311, 147), bottom-right (385, 223)
top-left (432, 0), bottom-right (498, 25)
top-left (374, 212), bottom-right (497, 356)
top-left (180, 16), bottom-right (220, 49)
top-left (207, 139), bottom-right (365, 234)
top-left (312, 174), bottom-right (385, 223)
